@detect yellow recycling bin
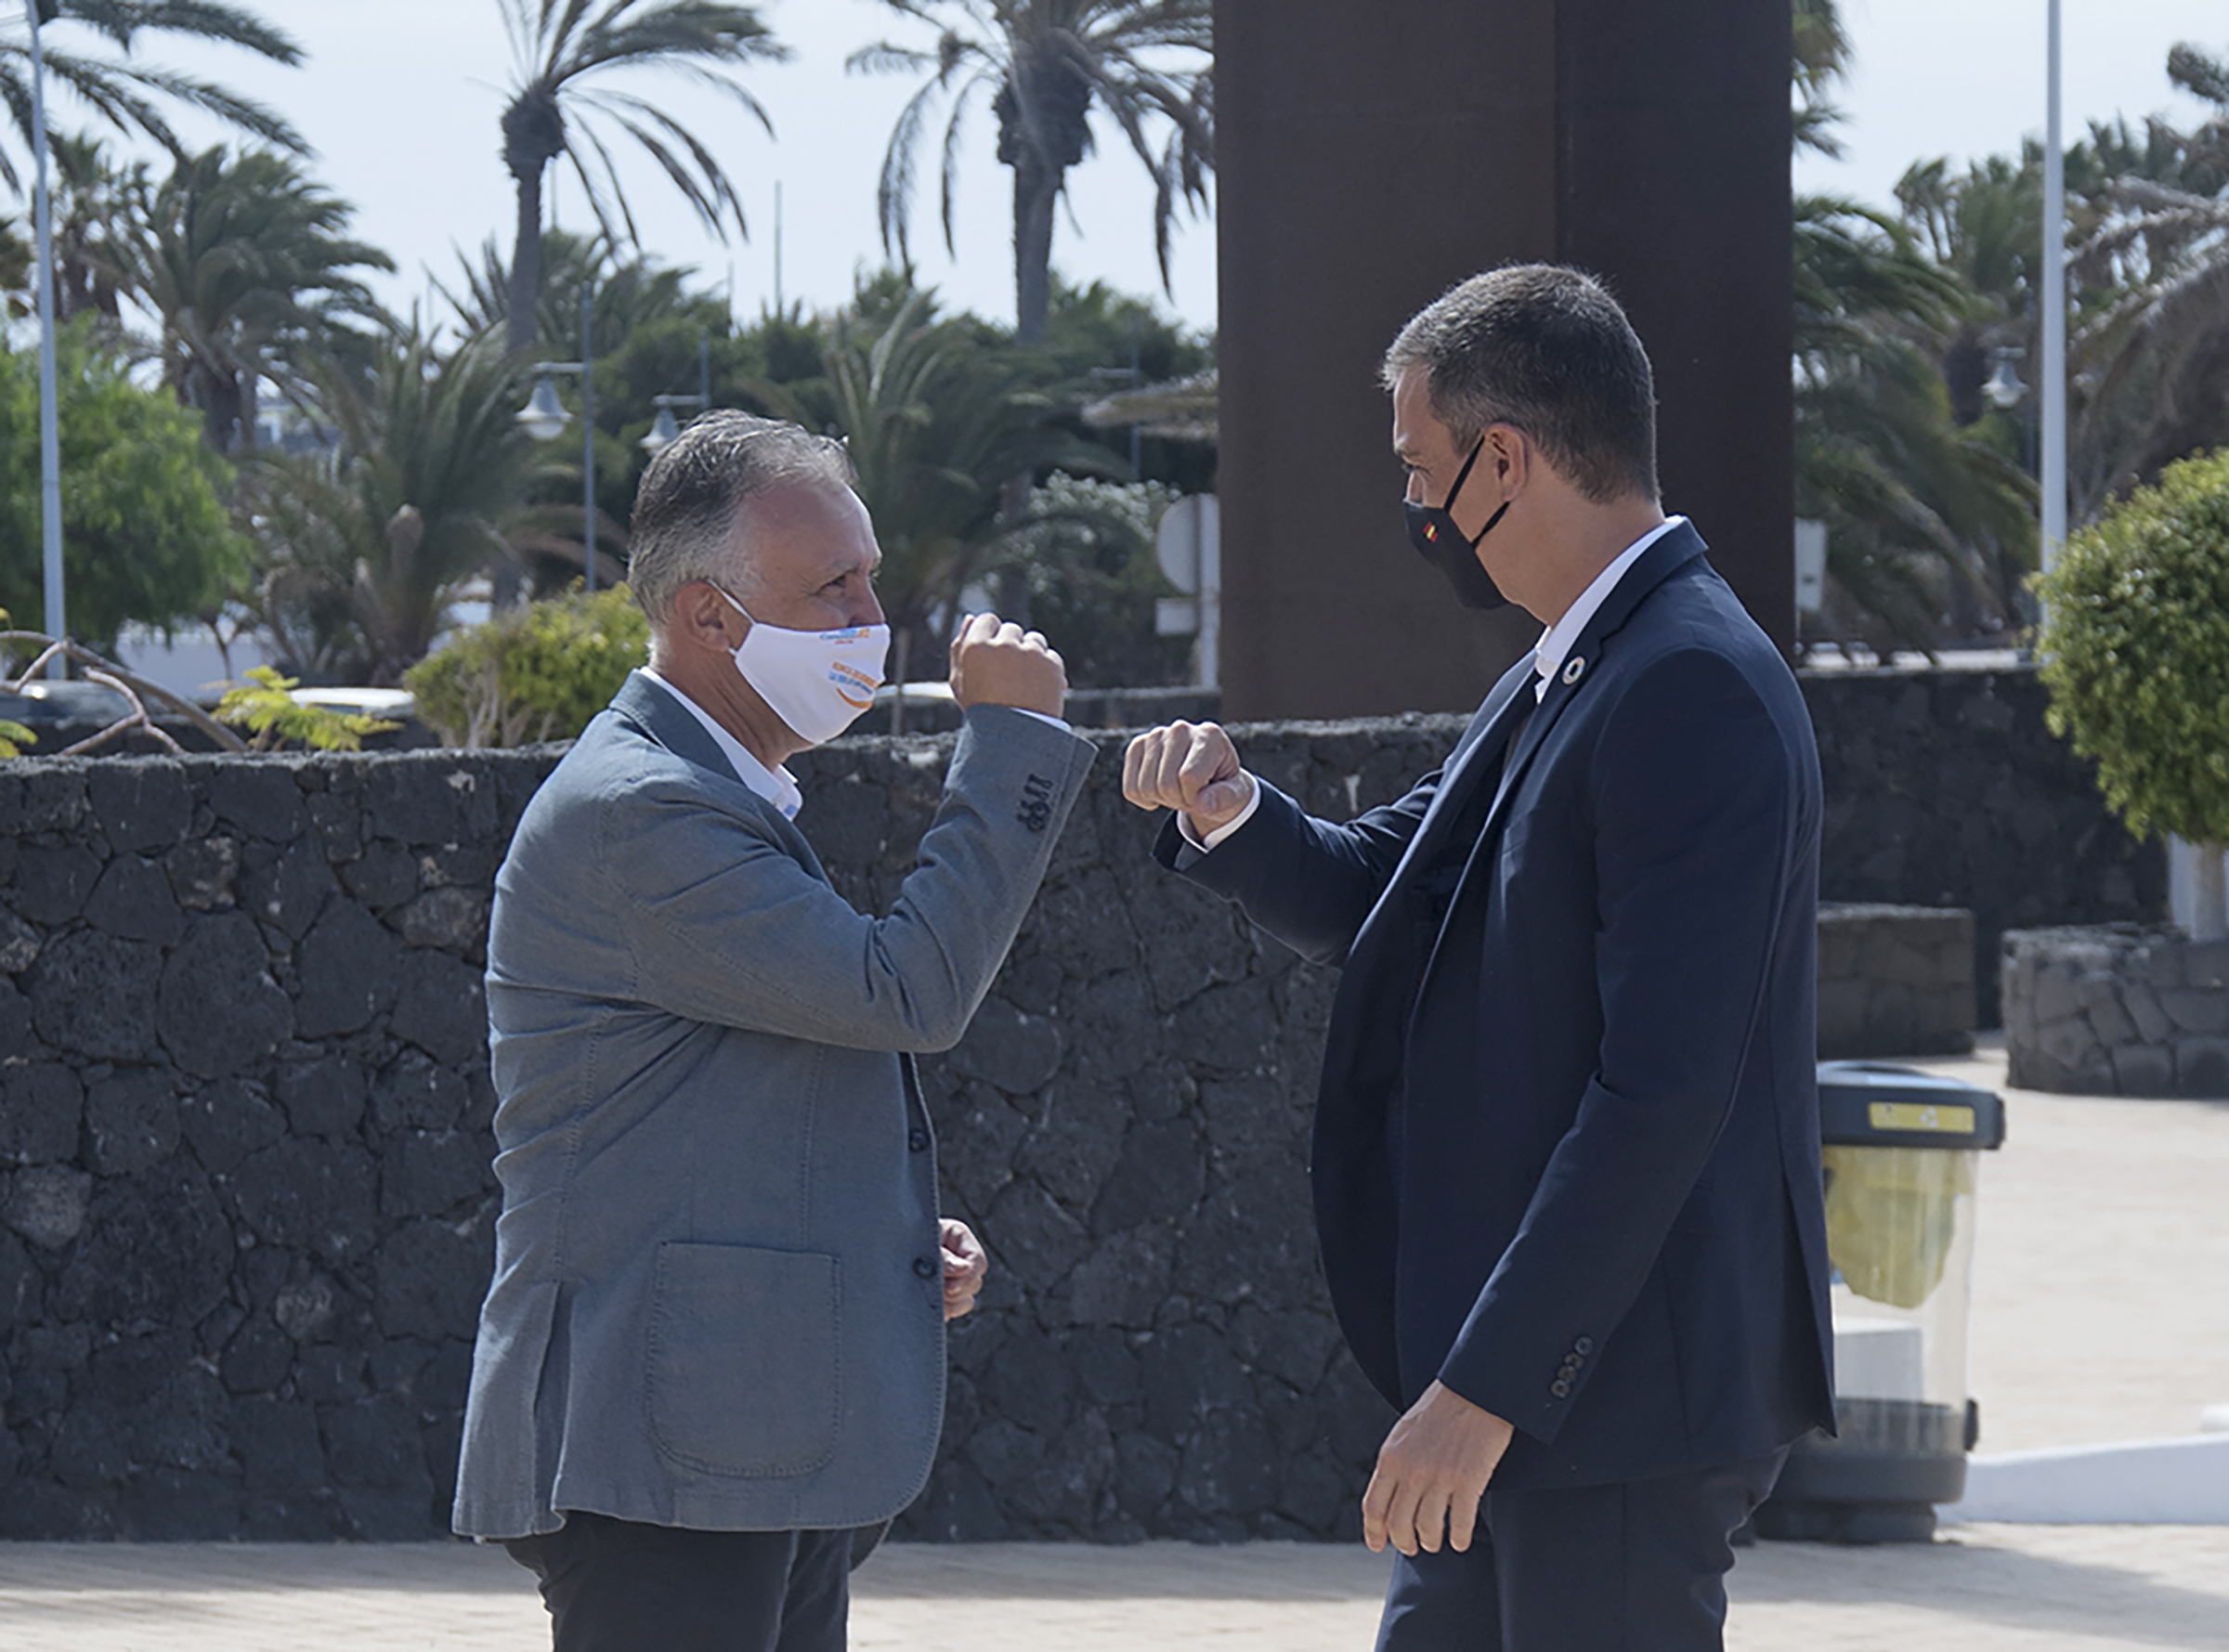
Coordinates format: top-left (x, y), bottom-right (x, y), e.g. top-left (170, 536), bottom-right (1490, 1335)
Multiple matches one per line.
top-left (1755, 1062), bottom-right (2006, 1543)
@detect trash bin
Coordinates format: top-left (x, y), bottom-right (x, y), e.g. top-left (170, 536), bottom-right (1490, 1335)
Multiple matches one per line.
top-left (1753, 1061), bottom-right (2007, 1543)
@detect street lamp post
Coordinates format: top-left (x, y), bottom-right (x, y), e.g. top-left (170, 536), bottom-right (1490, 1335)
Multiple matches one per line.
top-left (2041, 0), bottom-right (2067, 574)
top-left (29, 0), bottom-right (65, 673)
top-left (515, 278), bottom-right (601, 592)
top-left (637, 331), bottom-right (714, 458)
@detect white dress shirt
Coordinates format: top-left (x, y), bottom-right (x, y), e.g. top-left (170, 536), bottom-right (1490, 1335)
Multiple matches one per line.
top-left (1187, 515), bottom-right (1686, 851)
top-left (640, 667), bottom-right (804, 819)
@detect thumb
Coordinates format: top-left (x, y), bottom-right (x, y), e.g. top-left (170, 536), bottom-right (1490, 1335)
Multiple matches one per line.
top-left (1191, 774), bottom-right (1251, 821)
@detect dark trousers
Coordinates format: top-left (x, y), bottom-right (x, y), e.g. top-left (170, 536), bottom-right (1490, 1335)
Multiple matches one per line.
top-left (504, 1512), bottom-right (854, 1652)
top-left (1375, 1451), bottom-right (1787, 1652)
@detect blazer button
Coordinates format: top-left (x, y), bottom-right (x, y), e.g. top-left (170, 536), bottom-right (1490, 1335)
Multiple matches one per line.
top-left (1575, 1336), bottom-right (1595, 1356)
top-left (1551, 1380), bottom-right (1571, 1399)
top-left (908, 1127), bottom-right (931, 1151)
top-left (913, 1256), bottom-right (937, 1279)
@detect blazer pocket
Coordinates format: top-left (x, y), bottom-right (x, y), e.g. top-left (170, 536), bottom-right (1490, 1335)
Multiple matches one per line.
top-left (646, 1242), bottom-right (841, 1478)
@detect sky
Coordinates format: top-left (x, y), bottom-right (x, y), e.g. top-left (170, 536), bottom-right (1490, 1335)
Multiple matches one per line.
top-left (18, 0), bottom-right (2229, 342)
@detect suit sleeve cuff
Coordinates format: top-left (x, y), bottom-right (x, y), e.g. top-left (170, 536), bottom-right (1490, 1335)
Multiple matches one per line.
top-left (1174, 774), bottom-right (1262, 852)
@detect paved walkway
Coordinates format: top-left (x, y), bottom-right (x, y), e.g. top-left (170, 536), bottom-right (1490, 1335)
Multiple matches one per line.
top-left (2, 1042), bottom-right (2224, 1650)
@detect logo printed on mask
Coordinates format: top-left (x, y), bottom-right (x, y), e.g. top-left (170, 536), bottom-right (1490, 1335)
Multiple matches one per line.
top-left (1404, 433), bottom-right (1512, 610)
top-left (711, 586), bottom-right (891, 746)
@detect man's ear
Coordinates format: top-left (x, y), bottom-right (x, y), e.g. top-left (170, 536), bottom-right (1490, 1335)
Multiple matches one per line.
top-left (1485, 423), bottom-right (1531, 497)
top-left (671, 580), bottom-right (744, 658)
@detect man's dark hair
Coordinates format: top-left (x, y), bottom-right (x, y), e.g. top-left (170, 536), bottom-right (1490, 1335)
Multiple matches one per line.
top-left (1382, 265), bottom-right (1658, 503)
top-left (627, 411), bottom-right (856, 628)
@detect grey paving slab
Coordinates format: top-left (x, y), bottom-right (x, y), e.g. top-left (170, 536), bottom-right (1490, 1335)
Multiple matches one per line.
top-left (3, 1528), bottom-right (2227, 1650)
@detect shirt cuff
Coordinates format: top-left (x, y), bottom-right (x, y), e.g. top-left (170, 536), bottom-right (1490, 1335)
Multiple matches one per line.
top-left (1015, 709), bottom-right (1071, 734)
top-left (1176, 774), bottom-right (1262, 852)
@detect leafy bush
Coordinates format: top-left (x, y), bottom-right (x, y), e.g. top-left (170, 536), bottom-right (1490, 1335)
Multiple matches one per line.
top-left (215, 667), bottom-right (399, 752)
top-left (2034, 449), bottom-right (2229, 852)
top-left (406, 584), bottom-right (647, 748)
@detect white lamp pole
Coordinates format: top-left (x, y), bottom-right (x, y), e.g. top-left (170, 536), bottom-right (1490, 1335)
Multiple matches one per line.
top-left (29, 0), bottom-right (66, 672)
top-left (2040, 0), bottom-right (2067, 573)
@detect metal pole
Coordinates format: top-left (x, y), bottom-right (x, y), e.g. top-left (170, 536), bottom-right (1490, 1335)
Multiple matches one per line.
top-left (2040, 0), bottom-right (2067, 574)
top-left (30, 6), bottom-right (66, 672)
top-left (581, 276), bottom-right (596, 594)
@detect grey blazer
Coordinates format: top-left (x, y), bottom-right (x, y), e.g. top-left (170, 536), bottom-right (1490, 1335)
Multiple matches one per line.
top-left (452, 671), bottom-right (1094, 1539)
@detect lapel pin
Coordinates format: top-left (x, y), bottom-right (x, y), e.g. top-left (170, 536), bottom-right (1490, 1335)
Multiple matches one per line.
top-left (1562, 657), bottom-right (1586, 685)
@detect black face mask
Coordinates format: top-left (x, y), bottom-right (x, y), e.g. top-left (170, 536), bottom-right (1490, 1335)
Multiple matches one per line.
top-left (1404, 434), bottom-right (1511, 609)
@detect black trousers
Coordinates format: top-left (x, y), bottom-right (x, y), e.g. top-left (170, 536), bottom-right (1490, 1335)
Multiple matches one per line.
top-left (1375, 1450), bottom-right (1787, 1652)
top-left (504, 1513), bottom-right (856, 1652)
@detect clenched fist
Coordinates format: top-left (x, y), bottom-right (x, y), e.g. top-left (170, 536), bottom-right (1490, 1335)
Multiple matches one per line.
top-left (1122, 720), bottom-right (1256, 839)
top-left (948, 612), bottom-right (1066, 718)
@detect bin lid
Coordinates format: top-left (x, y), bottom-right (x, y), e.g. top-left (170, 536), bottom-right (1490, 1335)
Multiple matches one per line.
top-left (1817, 1061), bottom-right (2005, 1150)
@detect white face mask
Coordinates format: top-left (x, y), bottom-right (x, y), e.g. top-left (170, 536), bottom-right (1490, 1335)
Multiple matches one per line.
top-left (710, 584), bottom-right (890, 747)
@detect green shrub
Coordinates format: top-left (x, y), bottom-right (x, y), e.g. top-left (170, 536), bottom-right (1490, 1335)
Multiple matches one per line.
top-left (407, 585), bottom-right (648, 748)
top-left (216, 667), bottom-right (399, 751)
top-left (2034, 448), bottom-right (2229, 852)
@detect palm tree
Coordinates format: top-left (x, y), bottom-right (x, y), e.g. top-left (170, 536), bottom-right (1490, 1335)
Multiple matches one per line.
top-left (744, 279), bottom-right (1118, 694)
top-left (851, 1), bottom-right (1212, 345)
top-left (126, 146), bottom-right (393, 453)
top-left (495, 0), bottom-right (785, 356)
top-left (0, 1), bottom-right (304, 194)
top-left (247, 325), bottom-right (552, 684)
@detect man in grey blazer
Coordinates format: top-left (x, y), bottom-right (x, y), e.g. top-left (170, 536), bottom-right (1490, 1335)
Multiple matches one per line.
top-left (453, 413), bottom-right (1096, 1651)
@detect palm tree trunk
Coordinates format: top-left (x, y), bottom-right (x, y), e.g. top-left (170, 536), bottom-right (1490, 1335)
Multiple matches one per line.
top-left (1012, 157), bottom-right (1061, 346)
top-left (508, 163), bottom-right (545, 358)
top-left (2195, 842), bottom-right (2228, 943)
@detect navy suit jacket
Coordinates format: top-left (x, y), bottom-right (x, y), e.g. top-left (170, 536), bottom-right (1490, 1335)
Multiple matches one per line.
top-left (1159, 524), bottom-right (1835, 1489)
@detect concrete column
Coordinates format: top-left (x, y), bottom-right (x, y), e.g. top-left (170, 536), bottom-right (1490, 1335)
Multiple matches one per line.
top-left (1214, 0), bottom-right (1794, 720)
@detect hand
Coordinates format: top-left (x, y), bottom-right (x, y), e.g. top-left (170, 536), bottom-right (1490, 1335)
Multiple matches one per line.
top-left (1122, 721), bottom-right (1256, 838)
top-left (948, 612), bottom-right (1066, 718)
top-left (940, 1217), bottom-right (988, 1321)
top-left (1362, 1381), bottom-right (1515, 1557)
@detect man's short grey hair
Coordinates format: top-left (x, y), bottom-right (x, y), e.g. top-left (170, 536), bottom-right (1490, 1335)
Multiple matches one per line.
top-left (626, 410), bottom-right (856, 629)
top-left (1382, 265), bottom-right (1659, 504)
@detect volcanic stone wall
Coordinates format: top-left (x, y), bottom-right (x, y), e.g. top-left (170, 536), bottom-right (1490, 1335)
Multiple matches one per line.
top-left (0, 670), bottom-right (2160, 1541)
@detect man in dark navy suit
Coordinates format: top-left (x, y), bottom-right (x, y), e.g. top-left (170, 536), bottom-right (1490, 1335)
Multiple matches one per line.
top-left (1124, 266), bottom-right (1833, 1651)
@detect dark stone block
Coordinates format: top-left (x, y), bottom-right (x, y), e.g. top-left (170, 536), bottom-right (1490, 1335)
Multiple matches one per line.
top-left (276, 1053), bottom-right (370, 1139)
top-left (229, 1139), bottom-right (377, 1265)
top-left (1011, 1410), bottom-right (1116, 1524)
top-left (293, 903), bottom-right (405, 1038)
top-left (974, 1327), bottom-right (1075, 1438)
top-left (296, 1343), bottom-right (369, 1404)
top-left (365, 756), bottom-right (500, 846)
top-left (221, 1315), bottom-right (295, 1394)
top-left (390, 951), bottom-right (487, 1069)
top-left (28, 929), bottom-right (162, 1060)
top-left (12, 843), bottom-right (104, 925)
top-left (129, 1365), bottom-right (232, 1471)
top-left (929, 1083), bottom-right (1029, 1222)
top-left (1093, 1116), bottom-right (1206, 1234)
top-left (1113, 1431), bottom-right (1180, 1520)
top-left (0, 1060), bottom-right (83, 1164)
top-left (240, 1492), bottom-right (340, 1541)
top-left (379, 1129), bottom-right (489, 1218)
top-left (947, 997), bottom-right (1063, 1098)
top-left (1053, 1225), bottom-right (1177, 1330)
top-left (57, 1162), bottom-right (232, 1326)
top-left (240, 837), bottom-right (339, 942)
top-left (121, 1466), bottom-right (241, 1541)
top-left (1028, 868), bottom-right (1144, 983)
top-left (2176, 1035), bottom-right (2229, 1099)
top-left (234, 1395), bottom-right (326, 1490)
top-left (393, 887), bottom-right (489, 953)
top-left (163, 836), bottom-right (240, 911)
top-left (157, 913), bottom-right (293, 1077)
top-left (341, 841), bottom-right (419, 909)
top-left (274, 1273), bottom-right (344, 1343)
top-left (1277, 1447), bottom-right (1358, 1537)
top-left (369, 1336), bottom-right (436, 1392)
top-left (984, 1179), bottom-right (1089, 1294)
top-left (307, 789), bottom-right (364, 864)
top-left (82, 853), bottom-right (185, 947)
top-left (415, 842), bottom-right (499, 891)
top-left (1057, 969), bottom-right (1157, 1083)
top-left (10, 1359), bottom-right (71, 1421)
top-left (50, 1398), bottom-right (132, 1490)
top-left (208, 761), bottom-right (306, 841)
top-left (5, 1163), bottom-right (92, 1249)
top-left (420, 1338), bottom-right (476, 1413)
top-left (2158, 988), bottom-right (2229, 1036)
top-left (1140, 1322), bottom-right (1252, 1439)
top-left (0, 914), bottom-right (38, 977)
top-left (180, 1079), bottom-right (287, 1176)
top-left (85, 1066), bottom-right (180, 1175)
top-left (1012, 1077), bottom-right (1127, 1210)
top-left (372, 1214), bottom-right (494, 1342)
top-left (0, 1477), bottom-right (116, 1540)
top-left (320, 1391), bottom-right (425, 1488)
top-left (1069, 1326), bottom-right (1142, 1407)
top-left (0, 1230), bottom-right (41, 1330)
top-left (372, 1048), bottom-right (470, 1134)
top-left (86, 761), bottom-right (192, 853)
top-left (1176, 1408), bottom-right (1281, 1515)
top-left (15, 766), bottom-right (89, 834)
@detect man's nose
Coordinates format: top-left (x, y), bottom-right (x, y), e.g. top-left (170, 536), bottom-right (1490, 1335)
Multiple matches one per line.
top-left (853, 583), bottom-right (886, 628)
top-left (1404, 472), bottom-right (1426, 506)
